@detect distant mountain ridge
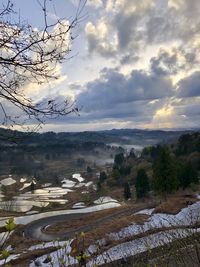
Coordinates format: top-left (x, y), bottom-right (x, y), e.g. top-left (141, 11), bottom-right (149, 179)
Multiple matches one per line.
top-left (0, 127), bottom-right (196, 147)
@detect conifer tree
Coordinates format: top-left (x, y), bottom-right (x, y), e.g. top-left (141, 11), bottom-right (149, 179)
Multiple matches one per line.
top-left (153, 147), bottom-right (178, 195)
top-left (136, 169), bottom-right (150, 198)
top-left (178, 162), bottom-right (198, 189)
top-left (124, 182), bottom-right (131, 200)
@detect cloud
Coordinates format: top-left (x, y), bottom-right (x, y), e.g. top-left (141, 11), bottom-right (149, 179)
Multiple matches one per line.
top-left (45, 0), bottom-right (200, 131)
top-left (77, 67), bottom-right (174, 113)
top-left (87, 0), bottom-right (103, 8)
top-left (150, 46), bottom-right (199, 76)
top-left (8, 0), bottom-right (200, 131)
top-left (85, 0), bottom-right (200, 66)
top-left (85, 0), bottom-right (152, 63)
top-left (178, 72), bottom-right (200, 98)
top-left (68, 62), bottom-right (199, 130)
top-left (85, 21), bottom-right (118, 57)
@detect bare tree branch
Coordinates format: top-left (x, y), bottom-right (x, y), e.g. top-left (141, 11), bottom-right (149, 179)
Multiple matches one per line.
top-left (0, 0), bottom-right (86, 132)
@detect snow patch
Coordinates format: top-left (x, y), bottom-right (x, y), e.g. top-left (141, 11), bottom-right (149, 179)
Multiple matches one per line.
top-left (19, 182), bottom-right (32, 191)
top-left (134, 208), bottom-right (155, 216)
top-left (85, 181), bottom-right (93, 187)
top-left (29, 240), bottom-right (76, 267)
top-left (0, 177), bottom-right (16, 186)
top-left (112, 201), bottom-right (200, 241)
top-left (88, 228), bottom-right (199, 266)
top-left (72, 202), bottom-right (86, 209)
top-left (94, 196), bottom-right (118, 204)
top-left (0, 200), bottom-right (49, 213)
top-left (0, 253), bottom-right (20, 266)
top-left (72, 173), bottom-right (84, 183)
top-left (29, 240), bottom-right (70, 251)
top-left (20, 178), bottom-right (27, 183)
top-left (61, 179), bottom-right (76, 188)
top-left (26, 210), bottom-right (39, 215)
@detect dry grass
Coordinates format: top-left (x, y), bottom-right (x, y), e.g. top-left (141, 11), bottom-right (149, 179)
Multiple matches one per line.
top-left (154, 194), bottom-right (198, 214)
top-left (44, 200), bottom-right (154, 235)
top-left (8, 247), bottom-right (58, 267)
top-left (69, 212), bottom-right (150, 252)
top-left (4, 193), bottom-right (200, 266)
top-left (45, 206), bottom-right (125, 233)
top-left (5, 226), bottom-right (42, 252)
top-left (84, 213), bottom-right (148, 242)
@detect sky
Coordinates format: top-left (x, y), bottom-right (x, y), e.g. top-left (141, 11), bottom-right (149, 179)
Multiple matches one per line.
top-left (8, 0), bottom-right (200, 132)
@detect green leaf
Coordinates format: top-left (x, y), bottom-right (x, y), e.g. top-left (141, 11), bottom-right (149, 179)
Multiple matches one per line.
top-left (5, 218), bottom-right (15, 232)
top-left (1, 249), bottom-right (10, 259)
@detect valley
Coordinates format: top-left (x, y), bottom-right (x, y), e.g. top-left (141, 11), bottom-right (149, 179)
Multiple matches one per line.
top-left (0, 129), bottom-right (199, 266)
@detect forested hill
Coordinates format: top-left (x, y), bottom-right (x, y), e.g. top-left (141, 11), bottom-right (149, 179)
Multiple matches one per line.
top-left (0, 128), bottom-right (196, 146)
top-left (103, 131), bottom-right (200, 197)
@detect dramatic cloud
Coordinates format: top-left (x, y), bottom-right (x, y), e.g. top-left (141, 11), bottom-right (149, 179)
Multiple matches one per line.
top-left (77, 68), bottom-right (174, 112)
top-left (85, 0), bottom-right (200, 66)
top-left (178, 72), bottom-right (200, 98)
top-left (9, 0), bottom-right (200, 131)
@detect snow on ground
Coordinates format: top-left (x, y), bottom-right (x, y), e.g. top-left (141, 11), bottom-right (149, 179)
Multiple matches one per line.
top-left (0, 186), bottom-right (75, 212)
top-left (34, 187), bottom-right (73, 195)
top-left (0, 177), bottom-right (16, 186)
top-left (87, 228), bottom-right (199, 266)
top-left (112, 201), bottom-right (200, 240)
top-left (0, 231), bottom-right (13, 246)
top-left (29, 242), bottom-right (76, 267)
top-left (74, 183), bottom-right (85, 188)
top-left (28, 227), bottom-right (200, 267)
top-left (134, 208), bottom-right (155, 216)
top-left (81, 191), bottom-right (89, 194)
top-left (8, 202), bottom-right (200, 266)
top-left (94, 196), bottom-right (118, 205)
top-left (0, 172), bottom-right (95, 213)
top-left (0, 200), bottom-right (49, 212)
top-left (72, 202), bottom-right (86, 209)
top-left (28, 240), bottom-right (70, 251)
top-left (41, 183), bottom-right (52, 188)
top-left (19, 182), bottom-right (32, 191)
top-left (0, 202), bottom-right (121, 227)
top-left (26, 211), bottom-right (39, 215)
top-left (45, 199), bottom-right (68, 204)
top-left (72, 173), bottom-right (84, 183)
top-left (85, 181), bottom-right (93, 187)
top-left (0, 193), bottom-right (4, 201)
top-left (0, 253), bottom-right (20, 266)
top-left (61, 179), bottom-right (76, 188)
top-left (0, 186), bottom-right (71, 212)
top-left (19, 187), bottom-right (73, 200)
top-left (20, 178), bottom-right (27, 183)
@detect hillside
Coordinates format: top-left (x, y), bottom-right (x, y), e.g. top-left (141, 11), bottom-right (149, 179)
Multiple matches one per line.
top-left (0, 131), bottom-right (199, 266)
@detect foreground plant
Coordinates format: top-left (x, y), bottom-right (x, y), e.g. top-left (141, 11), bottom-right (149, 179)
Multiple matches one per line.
top-left (0, 218), bottom-right (16, 266)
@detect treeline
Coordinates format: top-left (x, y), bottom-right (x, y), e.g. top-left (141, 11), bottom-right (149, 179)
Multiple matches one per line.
top-left (0, 141), bottom-right (106, 162)
top-left (97, 132), bottom-right (200, 199)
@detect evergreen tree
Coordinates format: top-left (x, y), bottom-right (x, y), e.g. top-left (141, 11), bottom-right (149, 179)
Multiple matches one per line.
top-left (87, 166), bottom-right (92, 173)
top-left (114, 153), bottom-right (124, 166)
top-left (136, 169), bottom-right (150, 198)
top-left (97, 181), bottom-right (102, 192)
top-left (153, 147), bottom-right (178, 195)
top-left (30, 181), bottom-right (35, 193)
top-left (178, 162), bottom-right (198, 189)
top-left (112, 169), bottom-right (121, 185)
top-left (124, 182), bottom-right (131, 200)
top-left (99, 171), bottom-right (107, 183)
top-left (119, 165), bottom-right (131, 176)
